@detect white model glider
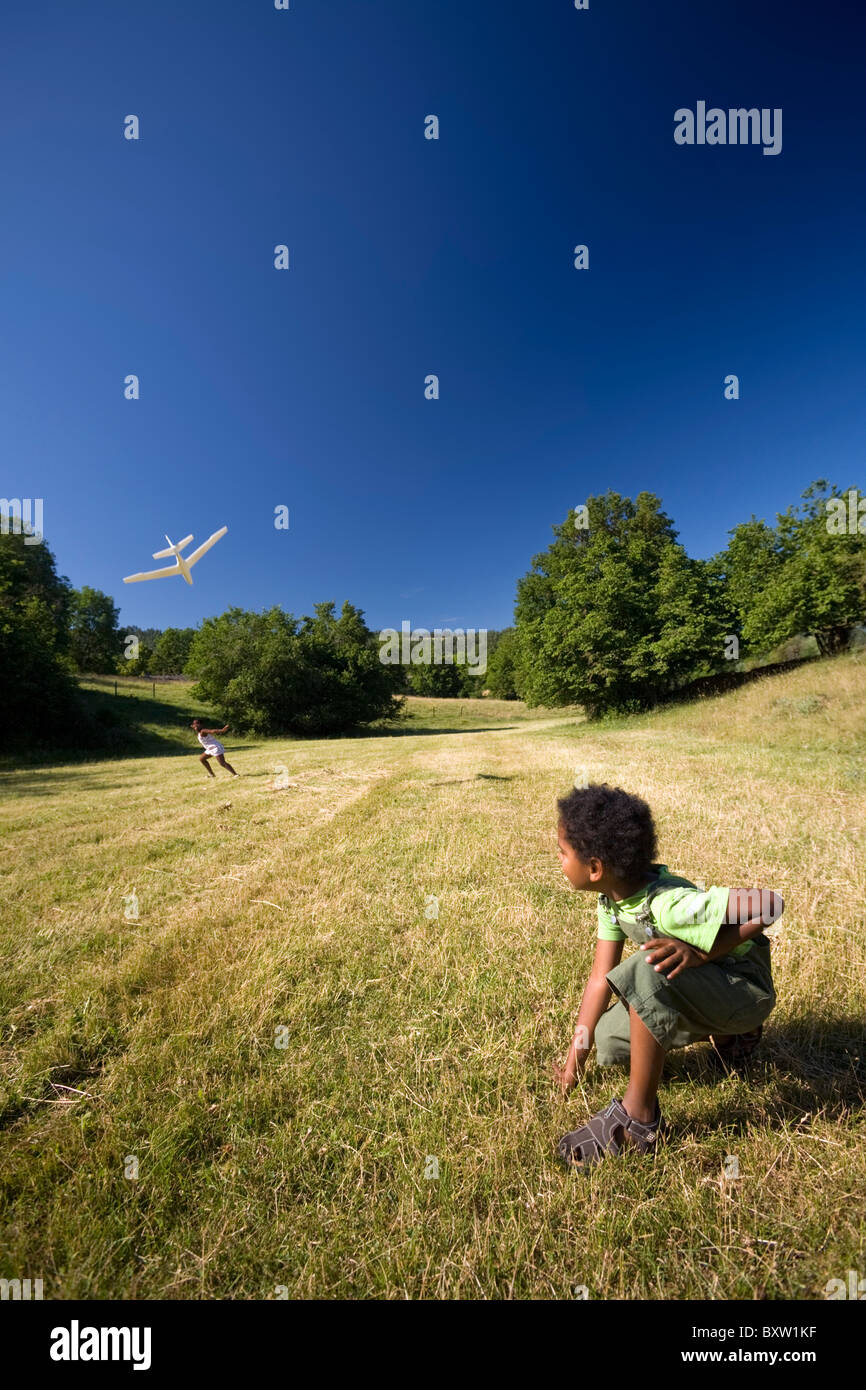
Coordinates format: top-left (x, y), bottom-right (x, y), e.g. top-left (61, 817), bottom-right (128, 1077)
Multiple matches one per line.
top-left (123, 527), bottom-right (228, 585)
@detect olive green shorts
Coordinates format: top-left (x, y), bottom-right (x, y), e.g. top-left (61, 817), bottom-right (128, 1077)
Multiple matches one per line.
top-left (595, 934), bottom-right (776, 1065)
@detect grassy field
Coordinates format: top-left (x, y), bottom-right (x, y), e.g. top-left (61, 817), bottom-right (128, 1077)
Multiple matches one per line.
top-left (1, 657), bottom-right (864, 1300)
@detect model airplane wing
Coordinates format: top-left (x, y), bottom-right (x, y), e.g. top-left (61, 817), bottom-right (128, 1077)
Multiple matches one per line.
top-left (185, 526), bottom-right (228, 567)
top-left (123, 564), bottom-right (181, 584)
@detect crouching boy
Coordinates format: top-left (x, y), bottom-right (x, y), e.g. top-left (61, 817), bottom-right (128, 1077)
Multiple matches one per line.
top-left (553, 784), bottom-right (782, 1169)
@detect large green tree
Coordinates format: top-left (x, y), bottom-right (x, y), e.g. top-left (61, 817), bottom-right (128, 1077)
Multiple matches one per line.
top-left (149, 626), bottom-right (197, 676)
top-left (186, 601), bottom-right (403, 736)
top-left (68, 586), bottom-right (124, 673)
top-left (0, 532), bottom-right (84, 747)
top-left (0, 526), bottom-right (72, 641)
top-left (514, 491), bottom-right (730, 716)
top-left (718, 482), bottom-right (866, 657)
top-left (118, 626), bottom-right (161, 675)
top-left (407, 659), bottom-right (470, 697)
top-left (484, 627), bottom-right (521, 699)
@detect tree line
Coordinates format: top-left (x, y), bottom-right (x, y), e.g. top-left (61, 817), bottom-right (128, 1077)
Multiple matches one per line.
top-left (2, 479), bottom-right (863, 749)
top-left (486, 480), bottom-right (865, 712)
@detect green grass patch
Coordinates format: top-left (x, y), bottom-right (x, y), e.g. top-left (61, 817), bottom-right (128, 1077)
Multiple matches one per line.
top-left (0, 656), bottom-right (863, 1298)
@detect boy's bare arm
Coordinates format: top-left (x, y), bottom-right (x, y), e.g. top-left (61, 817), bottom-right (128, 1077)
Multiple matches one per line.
top-left (643, 889), bottom-right (784, 978)
top-left (553, 938), bottom-right (623, 1094)
top-left (704, 889), bottom-right (784, 960)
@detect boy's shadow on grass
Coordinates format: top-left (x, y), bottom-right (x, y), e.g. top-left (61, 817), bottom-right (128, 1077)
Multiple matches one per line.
top-left (659, 1012), bottom-right (865, 1132)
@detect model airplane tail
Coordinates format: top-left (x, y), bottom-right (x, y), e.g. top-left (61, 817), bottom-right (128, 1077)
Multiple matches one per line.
top-left (153, 534), bottom-right (194, 559)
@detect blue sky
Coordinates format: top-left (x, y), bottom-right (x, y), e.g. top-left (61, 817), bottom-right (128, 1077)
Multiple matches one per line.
top-left (1, 0), bottom-right (863, 634)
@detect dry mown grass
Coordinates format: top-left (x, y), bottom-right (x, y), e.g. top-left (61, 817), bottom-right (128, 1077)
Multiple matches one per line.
top-left (0, 660), bottom-right (864, 1299)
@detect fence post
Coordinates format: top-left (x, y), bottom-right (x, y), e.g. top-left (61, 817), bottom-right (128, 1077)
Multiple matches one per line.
top-left (153, 681), bottom-right (156, 699)
top-left (114, 681), bottom-right (118, 697)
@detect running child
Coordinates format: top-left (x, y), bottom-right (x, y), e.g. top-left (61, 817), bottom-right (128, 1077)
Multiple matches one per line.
top-left (552, 783), bottom-right (782, 1169)
top-left (191, 719), bottom-right (239, 778)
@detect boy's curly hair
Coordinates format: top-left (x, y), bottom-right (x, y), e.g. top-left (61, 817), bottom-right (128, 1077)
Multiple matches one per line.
top-left (557, 784), bottom-right (657, 881)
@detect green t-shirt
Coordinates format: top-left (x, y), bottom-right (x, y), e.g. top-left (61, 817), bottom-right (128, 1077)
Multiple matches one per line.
top-left (596, 863), bottom-right (751, 958)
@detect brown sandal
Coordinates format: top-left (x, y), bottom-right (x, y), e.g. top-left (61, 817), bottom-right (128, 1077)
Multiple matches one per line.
top-left (557, 1096), bottom-right (662, 1170)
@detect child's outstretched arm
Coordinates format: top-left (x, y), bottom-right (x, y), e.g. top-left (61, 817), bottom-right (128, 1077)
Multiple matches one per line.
top-left (200, 725), bottom-right (230, 735)
top-left (553, 937), bottom-right (623, 1094)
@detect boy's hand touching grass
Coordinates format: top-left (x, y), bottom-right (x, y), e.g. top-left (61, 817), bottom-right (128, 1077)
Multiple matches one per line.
top-left (552, 1034), bottom-right (590, 1094)
top-left (641, 937), bottom-right (707, 979)
top-left (552, 1055), bottom-right (581, 1095)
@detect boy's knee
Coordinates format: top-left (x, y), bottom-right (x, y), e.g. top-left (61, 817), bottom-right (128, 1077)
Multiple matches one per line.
top-left (594, 1003), bottom-right (632, 1067)
top-left (608, 949), bottom-right (659, 1001)
top-left (595, 1036), bottom-right (630, 1067)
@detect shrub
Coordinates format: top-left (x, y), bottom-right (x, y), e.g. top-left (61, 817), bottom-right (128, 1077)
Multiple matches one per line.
top-left (186, 601), bottom-right (403, 736)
